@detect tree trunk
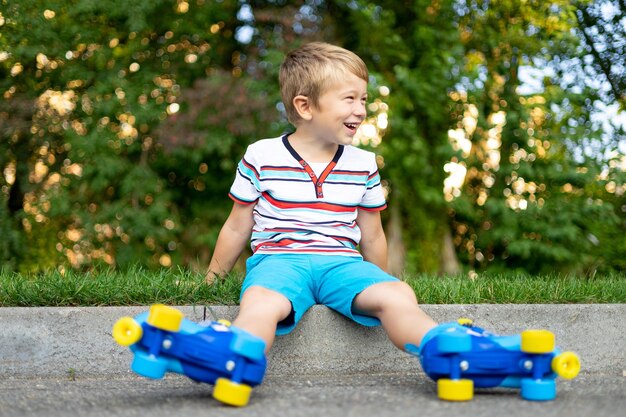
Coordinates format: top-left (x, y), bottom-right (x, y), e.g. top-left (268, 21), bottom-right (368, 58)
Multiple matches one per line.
top-left (386, 204), bottom-right (406, 276)
top-left (439, 225), bottom-right (461, 275)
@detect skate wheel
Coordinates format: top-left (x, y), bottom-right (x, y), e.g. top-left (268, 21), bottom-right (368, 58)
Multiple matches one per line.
top-left (218, 319), bottom-right (232, 326)
top-left (521, 330), bottom-right (555, 353)
top-left (213, 377), bottom-right (252, 407)
top-left (147, 304), bottom-right (184, 332)
top-left (457, 318), bottom-right (473, 327)
top-left (552, 351), bottom-right (580, 379)
top-left (520, 378), bottom-right (556, 401)
top-left (112, 317), bottom-right (143, 346)
top-left (437, 379), bottom-right (473, 401)
top-left (438, 332), bottom-right (472, 353)
top-left (131, 351), bottom-right (168, 379)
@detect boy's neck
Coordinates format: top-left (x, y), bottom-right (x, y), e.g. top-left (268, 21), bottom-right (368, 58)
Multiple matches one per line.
top-left (287, 131), bottom-right (339, 163)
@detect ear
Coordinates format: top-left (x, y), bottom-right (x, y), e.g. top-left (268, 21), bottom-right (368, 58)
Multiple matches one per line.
top-left (292, 95), bottom-right (313, 121)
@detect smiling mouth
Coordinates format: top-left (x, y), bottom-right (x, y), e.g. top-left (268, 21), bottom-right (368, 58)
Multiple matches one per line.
top-left (344, 122), bottom-right (360, 131)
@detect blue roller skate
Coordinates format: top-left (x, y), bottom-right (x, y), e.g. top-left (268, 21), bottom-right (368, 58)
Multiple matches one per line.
top-left (113, 304), bottom-right (266, 407)
top-left (405, 319), bottom-right (580, 402)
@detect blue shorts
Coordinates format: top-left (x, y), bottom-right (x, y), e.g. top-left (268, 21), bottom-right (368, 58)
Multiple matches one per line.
top-left (241, 254), bottom-right (400, 335)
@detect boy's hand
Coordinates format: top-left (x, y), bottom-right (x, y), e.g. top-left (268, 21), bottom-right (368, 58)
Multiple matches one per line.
top-left (205, 271), bottom-right (220, 285)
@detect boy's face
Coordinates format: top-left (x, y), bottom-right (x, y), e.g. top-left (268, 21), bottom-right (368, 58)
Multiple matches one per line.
top-left (309, 71), bottom-right (367, 146)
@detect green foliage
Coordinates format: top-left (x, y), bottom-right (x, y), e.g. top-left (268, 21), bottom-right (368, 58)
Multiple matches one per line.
top-left (575, 0), bottom-right (626, 109)
top-left (447, 0), bottom-right (625, 275)
top-left (0, 0), bottom-right (253, 271)
top-left (0, 0), bottom-right (624, 276)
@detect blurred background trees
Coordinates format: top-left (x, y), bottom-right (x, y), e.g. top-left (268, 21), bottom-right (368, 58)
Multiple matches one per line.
top-left (1, 0), bottom-right (624, 275)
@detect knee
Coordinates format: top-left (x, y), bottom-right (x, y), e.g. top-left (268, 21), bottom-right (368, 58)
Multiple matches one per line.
top-left (386, 281), bottom-right (418, 304)
top-left (358, 281), bottom-right (418, 316)
top-left (239, 286), bottom-right (292, 320)
top-left (373, 282), bottom-right (420, 317)
top-left (241, 285), bottom-right (274, 302)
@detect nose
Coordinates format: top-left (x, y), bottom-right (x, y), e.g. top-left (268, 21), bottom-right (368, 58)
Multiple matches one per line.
top-left (354, 101), bottom-right (366, 118)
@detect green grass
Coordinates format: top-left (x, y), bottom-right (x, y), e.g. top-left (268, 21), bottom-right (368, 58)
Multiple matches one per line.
top-left (0, 267), bottom-right (242, 307)
top-left (0, 267), bottom-right (624, 306)
top-left (405, 273), bottom-right (625, 304)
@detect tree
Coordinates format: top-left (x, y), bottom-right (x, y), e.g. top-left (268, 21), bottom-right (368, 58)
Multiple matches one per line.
top-left (0, 0), bottom-right (244, 271)
top-left (573, 0), bottom-right (626, 272)
top-left (447, 0), bottom-right (624, 274)
top-left (1, 0), bottom-right (623, 274)
top-left (575, 0), bottom-right (626, 109)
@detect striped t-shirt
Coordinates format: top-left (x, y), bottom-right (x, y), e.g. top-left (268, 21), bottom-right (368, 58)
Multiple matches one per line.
top-left (229, 135), bottom-right (387, 257)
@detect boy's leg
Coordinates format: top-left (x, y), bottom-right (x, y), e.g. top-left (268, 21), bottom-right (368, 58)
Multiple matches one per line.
top-left (234, 285), bottom-right (292, 353)
top-left (352, 281), bottom-right (438, 350)
top-left (348, 271), bottom-right (580, 401)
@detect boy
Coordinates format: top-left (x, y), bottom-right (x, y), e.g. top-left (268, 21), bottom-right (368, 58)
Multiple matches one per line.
top-left (206, 41), bottom-right (437, 352)
top-left (205, 42), bottom-right (578, 403)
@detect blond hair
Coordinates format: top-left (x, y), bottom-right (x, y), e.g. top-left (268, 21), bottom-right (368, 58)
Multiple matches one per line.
top-left (279, 42), bottom-right (368, 124)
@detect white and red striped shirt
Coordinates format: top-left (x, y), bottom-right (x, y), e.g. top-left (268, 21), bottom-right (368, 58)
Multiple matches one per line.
top-left (229, 135), bottom-right (387, 257)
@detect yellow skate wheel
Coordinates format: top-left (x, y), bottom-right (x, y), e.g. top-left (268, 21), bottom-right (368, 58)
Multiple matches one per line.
top-left (437, 379), bottom-right (474, 401)
top-left (112, 317), bottom-right (143, 346)
top-left (147, 304), bottom-right (184, 332)
top-left (457, 318), bottom-right (473, 326)
top-left (552, 351), bottom-right (581, 379)
top-left (521, 330), bottom-right (555, 353)
top-left (217, 319), bottom-right (232, 326)
top-left (213, 378), bottom-right (252, 407)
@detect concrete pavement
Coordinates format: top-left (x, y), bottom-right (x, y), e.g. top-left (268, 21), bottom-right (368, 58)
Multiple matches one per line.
top-left (1, 304), bottom-right (625, 417)
top-left (1, 304), bottom-right (624, 379)
top-left (1, 373), bottom-right (623, 417)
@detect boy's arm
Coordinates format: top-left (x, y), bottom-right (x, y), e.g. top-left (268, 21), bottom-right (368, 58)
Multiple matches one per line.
top-left (356, 208), bottom-right (389, 272)
top-left (206, 202), bottom-right (256, 284)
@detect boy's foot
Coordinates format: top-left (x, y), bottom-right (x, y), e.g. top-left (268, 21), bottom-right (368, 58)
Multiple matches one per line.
top-left (405, 319), bottom-right (580, 402)
top-left (113, 304), bottom-right (267, 407)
